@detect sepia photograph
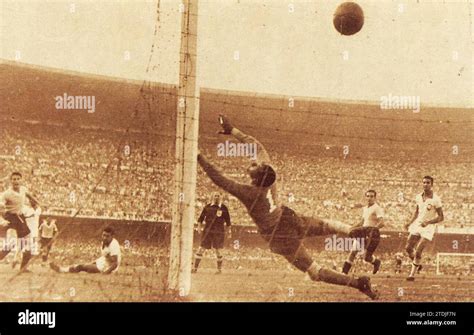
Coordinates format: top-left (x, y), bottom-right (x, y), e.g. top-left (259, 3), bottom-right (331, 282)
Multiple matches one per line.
top-left (0, 0), bottom-right (472, 322)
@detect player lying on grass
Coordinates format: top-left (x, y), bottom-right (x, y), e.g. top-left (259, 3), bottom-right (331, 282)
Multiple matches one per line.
top-left (342, 190), bottom-right (383, 275)
top-left (50, 227), bottom-right (121, 274)
top-left (197, 115), bottom-right (378, 300)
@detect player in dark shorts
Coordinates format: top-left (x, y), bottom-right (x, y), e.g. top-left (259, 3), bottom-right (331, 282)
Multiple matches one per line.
top-left (342, 190), bottom-right (383, 275)
top-left (39, 218), bottom-right (59, 264)
top-left (192, 192), bottom-right (231, 274)
top-left (0, 172), bottom-right (40, 272)
top-left (342, 226), bottom-right (381, 274)
top-left (196, 115), bottom-right (378, 299)
top-left (395, 252), bottom-right (403, 274)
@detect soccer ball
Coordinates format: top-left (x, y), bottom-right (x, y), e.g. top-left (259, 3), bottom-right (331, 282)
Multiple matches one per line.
top-left (333, 2), bottom-right (364, 36)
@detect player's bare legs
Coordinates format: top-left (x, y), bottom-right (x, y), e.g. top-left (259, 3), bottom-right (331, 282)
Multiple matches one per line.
top-left (0, 234), bottom-right (32, 272)
top-left (50, 262), bottom-right (100, 274)
top-left (0, 232), bottom-right (16, 265)
top-left (407, 238), bottom-right (429, 281)
top-left (41, 241), bottom-right (52, 262)
top-left (405, 234), bottom-right (420, 261)
top-left (18, 237), bottom-right (33, 272)
top-left (343, 227), bottom-right (382, 274)
top-left (405, 234), bottom-right (421, 280)
top-left (11, 236), bottom-right (20, 269)
top-left (342, 248), bottom-right (359, 274)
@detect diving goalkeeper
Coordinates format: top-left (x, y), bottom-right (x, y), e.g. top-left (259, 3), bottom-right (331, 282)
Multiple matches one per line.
top-left (197, 115), bottom-right (378, 300)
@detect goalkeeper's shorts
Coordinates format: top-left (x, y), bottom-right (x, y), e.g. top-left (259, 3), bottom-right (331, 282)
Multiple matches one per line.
top-left (260, 206), bottom-right (313, 272)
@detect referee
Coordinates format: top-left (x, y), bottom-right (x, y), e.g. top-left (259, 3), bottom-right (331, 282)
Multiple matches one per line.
top-left (192, 192), bottom-right (231, 274)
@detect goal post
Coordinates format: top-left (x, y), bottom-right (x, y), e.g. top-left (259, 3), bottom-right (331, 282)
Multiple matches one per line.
top-left (168, 0), bottom-right (199, 296)
top-left (435, 252), bottom-right (474, 275)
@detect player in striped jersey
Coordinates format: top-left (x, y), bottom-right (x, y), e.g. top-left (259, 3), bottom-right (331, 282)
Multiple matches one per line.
top-left (0, 172), bottom-right (40, 272)
top-left (39, 218), bottom-right (58, 264)
top-left (342, 190), bottom-right (383, 275)
top-left (197, 115), bottom-right (378, 300)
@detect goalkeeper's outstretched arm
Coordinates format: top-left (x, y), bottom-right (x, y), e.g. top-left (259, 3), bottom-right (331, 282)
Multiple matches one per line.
top-left (231, 128), bottom-right (271, 165)
top-left (197, 153), bottom-right (251, 200)
top-left (219, 114), bottom-right (271, 165)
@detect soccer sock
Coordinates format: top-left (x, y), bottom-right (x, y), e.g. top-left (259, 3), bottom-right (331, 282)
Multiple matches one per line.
top-left (318, 268), bottom-right (359, 288)
top-left (193, 253), bottom-right (202, 270)
top-left (409, 262), bottom-right (419, 277)
top-left (308, 263), bottom-right (358, 288)
top-left (217, 256), bottom-right (223, 270)
top-left (342, 261), bottom-right (352, 274)
top-left (20, 251), bottom-right (32, 270)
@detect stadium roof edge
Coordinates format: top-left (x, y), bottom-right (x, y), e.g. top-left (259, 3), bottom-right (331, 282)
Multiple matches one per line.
top-left (1, 58), bottom-right (472, 110)
top-left (0, 58), bottom-right (176, 90)
top-left (200, 87), bottom-right (474, 110)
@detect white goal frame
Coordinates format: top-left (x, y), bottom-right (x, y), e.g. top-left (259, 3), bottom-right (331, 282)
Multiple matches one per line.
top-left (435, 252), bottom-right (474, 275)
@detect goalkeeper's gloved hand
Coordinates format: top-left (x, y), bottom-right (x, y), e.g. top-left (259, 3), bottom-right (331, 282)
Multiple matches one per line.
top-left (218, 114), bottom-right (233, 135)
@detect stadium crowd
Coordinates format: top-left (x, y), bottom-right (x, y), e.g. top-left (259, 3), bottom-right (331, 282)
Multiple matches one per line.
top-left (1, 121), bottom-right (472, 230)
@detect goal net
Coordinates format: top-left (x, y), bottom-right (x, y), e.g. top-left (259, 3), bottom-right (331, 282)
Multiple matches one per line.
top-left (436, 253), bottom-right (474, 276)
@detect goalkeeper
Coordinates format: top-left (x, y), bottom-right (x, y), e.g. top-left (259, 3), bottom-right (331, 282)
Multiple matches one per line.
top-left (197, 115), bottom-right (379, 300)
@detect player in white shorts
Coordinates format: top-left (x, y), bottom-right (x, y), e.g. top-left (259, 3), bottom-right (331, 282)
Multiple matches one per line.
top-left (404, 176), bottom-right (444, 281)
top-left (50, 227), bottom-right (121, 274)
top-left (342, 190), bottom-right (384, 275)
top-left (23, 204), bottom-right (42, 256)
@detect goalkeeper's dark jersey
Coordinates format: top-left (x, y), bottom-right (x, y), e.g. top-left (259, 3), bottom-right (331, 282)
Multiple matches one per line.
top-left (197, 154), bottom-right (282, 231)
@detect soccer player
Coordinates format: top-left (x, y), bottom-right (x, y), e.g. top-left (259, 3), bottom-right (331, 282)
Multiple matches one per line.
top-left (192, 192), bottom-right (231, 274)
top-left (23, 203), bottom-right (42, 257)
top-left (342, 190), bottom-right (383, 275)
top-left (394, 252), bottom-right (403, 274)
top-left (50, 227), bottom-right (121, 274)
top-left (38, 218), bottom-right (58, 264)
top-left (0, 172), bottom-right (40, 272)
top-left (404, 176), bottom-right (444, 281)
top-left (196, 115), bottom-right (378, 299)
